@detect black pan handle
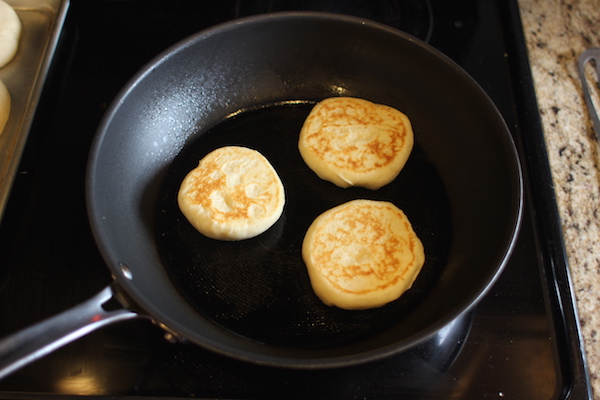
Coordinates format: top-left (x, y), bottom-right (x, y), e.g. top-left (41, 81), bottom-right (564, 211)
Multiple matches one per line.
top-left (0, 285), bottom-right (138, 380)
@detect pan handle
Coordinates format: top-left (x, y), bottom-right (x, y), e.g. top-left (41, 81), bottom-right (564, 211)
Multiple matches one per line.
top-left (0, 285), bottom-right (138, 380)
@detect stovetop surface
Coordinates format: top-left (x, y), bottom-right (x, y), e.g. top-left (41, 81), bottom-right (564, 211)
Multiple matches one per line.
top-left (0, 0), bottom-right (591, 398)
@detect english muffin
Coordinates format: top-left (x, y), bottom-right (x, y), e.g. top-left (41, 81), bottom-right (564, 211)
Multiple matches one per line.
top-left (0, 1), bottom-right (21, 68)
top-left (178, 146), bottom-right (285, 240)
top-left (0, 79), bottom-right (10, 135)
top-left (302, 199), bottom-right (424, 310)
top-left (298, 97), bottom-right (414, 190)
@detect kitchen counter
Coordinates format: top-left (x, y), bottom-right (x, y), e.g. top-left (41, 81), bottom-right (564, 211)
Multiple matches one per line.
top-left (518, 0), bottom-right (600, 397)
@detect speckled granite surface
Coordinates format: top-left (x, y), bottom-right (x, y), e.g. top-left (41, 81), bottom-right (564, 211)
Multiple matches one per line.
top-left (518, 0), bottom-right (600, 397)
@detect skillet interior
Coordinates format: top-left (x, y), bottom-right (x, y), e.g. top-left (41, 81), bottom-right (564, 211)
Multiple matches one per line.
top-left (156, 102), bottom-right (451, 349)
top-left (87, 12), bottom-right (522, 367)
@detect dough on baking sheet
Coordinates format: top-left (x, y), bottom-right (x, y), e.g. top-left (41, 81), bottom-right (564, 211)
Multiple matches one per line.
top-left (0, 79), bottom-right (10, 135)
top-left (178, 146), bottom-right (285, 241)
top-left (0, 0), bottom-right (21, 68)
top-left (302, 199), bottom-right (424, 310)
top-left (298, 97), bottom-right (414, 190)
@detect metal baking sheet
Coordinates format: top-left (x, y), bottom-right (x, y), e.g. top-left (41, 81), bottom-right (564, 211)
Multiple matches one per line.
top-left (0, 0), bottom-right (69, 220)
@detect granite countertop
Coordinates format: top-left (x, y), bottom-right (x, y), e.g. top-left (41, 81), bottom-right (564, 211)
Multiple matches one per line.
top-left (518, 0), bottom-right (600, 397)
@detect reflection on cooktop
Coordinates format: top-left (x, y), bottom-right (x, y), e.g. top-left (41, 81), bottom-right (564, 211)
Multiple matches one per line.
top-left (234, 0), bottom-right (434, 42)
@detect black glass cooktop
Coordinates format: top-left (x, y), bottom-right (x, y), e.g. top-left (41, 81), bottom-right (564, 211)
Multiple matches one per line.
top-left (0, 0), bottom-right (592, 398)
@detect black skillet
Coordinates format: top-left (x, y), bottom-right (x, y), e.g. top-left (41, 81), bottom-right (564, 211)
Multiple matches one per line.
top-left (0, 12), bottom-right (522, 376)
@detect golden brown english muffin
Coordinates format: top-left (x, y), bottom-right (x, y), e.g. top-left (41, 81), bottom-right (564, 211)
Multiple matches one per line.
top-left (0, 0), bottom-right (21, 68)
top-left (0, 79), bottom-right (10, 135)
top-left (298, 97), bottom-right (414, 190)
top-left (302, 199), bottom-right (424, 310)
top-left (178, 146), bottom-right (285, 240)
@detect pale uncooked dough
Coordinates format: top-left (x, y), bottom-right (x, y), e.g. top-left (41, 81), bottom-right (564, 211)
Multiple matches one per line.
top-left (0, 79), bottom-right (10, 135)
top-left (0, 1), bottom-right (21, 68)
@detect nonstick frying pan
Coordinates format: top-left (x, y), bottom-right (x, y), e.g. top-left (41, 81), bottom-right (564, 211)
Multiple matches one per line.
top-left (0, 11), bottom-right (523, 377)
